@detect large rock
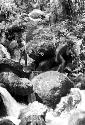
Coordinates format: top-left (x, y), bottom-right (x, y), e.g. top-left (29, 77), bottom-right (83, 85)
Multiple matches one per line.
top-left (31, 71), bottom-right (74, 108)
top-left (19, 101), bottom-right (47, 125)
top-left (0, 58), bottom-right (23, 72)
top-left (0, 58), bottom-right (30, 78)
top-left (0, 72), bottom-right (33, 96)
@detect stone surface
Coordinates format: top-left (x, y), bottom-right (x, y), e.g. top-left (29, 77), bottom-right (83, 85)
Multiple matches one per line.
top-left (0, 72), bottom-right (33, 96)
top-left (0, 58), bottom-right (30, 78)
top-left (31, 71), bottom-right (74, 108)
top-left (0, 58), bottom-right (23, 72)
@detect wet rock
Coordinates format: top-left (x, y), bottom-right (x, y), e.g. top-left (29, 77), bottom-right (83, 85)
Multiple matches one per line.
top-left (31, 71), bottom-right (74, 108)
top-left (0, 58), bottom-right (30, 78)
top-left (0, 72), bottom-right (33, 96)
top-left (0, 58), bottom-right (23, 71)
top-left (0, 44), bottom-right (11, 59)
top-left (19, 101), bottom-right (47, 125)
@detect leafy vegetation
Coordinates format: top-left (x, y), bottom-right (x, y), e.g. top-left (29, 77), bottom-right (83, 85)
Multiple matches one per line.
top-left (0, 0), bottom-right (85, 80)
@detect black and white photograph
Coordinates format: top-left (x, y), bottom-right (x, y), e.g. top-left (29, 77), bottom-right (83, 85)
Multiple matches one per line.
top-left (0, 0), bottom-right (85, 125)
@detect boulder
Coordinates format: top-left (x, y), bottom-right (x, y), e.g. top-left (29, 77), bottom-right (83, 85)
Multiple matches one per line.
top-left (0, 58), bottom-right (23, 71)
top-left (0, 58), bottom-right (30, 78)
top-left (0, 72), bottom-right (33, 96)
top-left (31, 71), bottom-right (74, 108)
